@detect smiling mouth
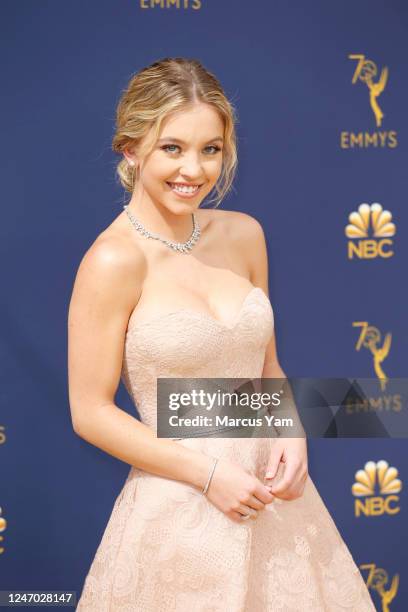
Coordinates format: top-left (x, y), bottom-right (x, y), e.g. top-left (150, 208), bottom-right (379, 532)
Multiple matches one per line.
top-left (166, 182), bottom-right (204, 194)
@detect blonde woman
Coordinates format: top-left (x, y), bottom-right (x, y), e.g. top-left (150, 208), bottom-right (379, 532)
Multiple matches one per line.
top-left (69, 58), bottom-right (376, 611)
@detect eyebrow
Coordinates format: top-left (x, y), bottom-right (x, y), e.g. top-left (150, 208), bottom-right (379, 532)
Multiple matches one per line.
top-left (157, 137), bottom-right (224, 145)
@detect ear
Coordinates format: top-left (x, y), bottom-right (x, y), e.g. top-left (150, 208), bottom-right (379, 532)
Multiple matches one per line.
top-left (123, 147), bottom-right (138, 167)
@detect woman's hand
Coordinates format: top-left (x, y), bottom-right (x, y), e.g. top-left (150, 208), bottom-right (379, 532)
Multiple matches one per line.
top-left (264, 438), bottom-right (308, 501)
top-left (205, 457), bottom-right (275, 523)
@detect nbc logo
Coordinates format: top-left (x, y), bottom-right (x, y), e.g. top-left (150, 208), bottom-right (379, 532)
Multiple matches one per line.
top-left (345, 202), bottom-right (396, 259)
top-left (352, 460), bottom-right (402, 517)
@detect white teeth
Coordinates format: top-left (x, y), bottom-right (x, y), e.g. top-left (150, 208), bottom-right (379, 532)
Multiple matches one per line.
top-left (169, 182), bottom-right (200, 194)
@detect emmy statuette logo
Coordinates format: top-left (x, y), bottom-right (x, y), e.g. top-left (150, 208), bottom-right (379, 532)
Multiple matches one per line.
top-left (352, 460), bottom-right (402, 517)
top-left (340, 54), bottom-right (397, 148)
top-left (360, 562), bottom-right (399, 612)
top-left (353, 321), bottom-right (392, 391)
top-left (345, 202), bottom-right (396, 259)
top-left (349, 54), bottom-right (388, 127)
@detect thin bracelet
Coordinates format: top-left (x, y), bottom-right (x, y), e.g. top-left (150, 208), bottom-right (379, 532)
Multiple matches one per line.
top-left (202, 457), bottom-right (219, 495)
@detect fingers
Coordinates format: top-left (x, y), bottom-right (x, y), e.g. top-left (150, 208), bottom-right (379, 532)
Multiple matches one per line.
top-left (239, 504), bottom-right (259, 519)
top-left (230, 506), bottom-right (258, 523)
top-left (265, 451), bottom-right (282, 480)
top-left (236, 491), bottom-right (268, 514)
top-left (270, 461), bottom-right (308, 500)
top-left (228, 490), bottom-right (269, 523)
top-left (247, 493), bottom-right (268, 511)
top-left (271, 460), bottom-right (297, 494)
top-left (254, 482), bottom-right (275, 504)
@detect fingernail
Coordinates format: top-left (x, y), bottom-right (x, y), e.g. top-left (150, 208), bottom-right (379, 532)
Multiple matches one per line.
top-left (265, 471), bottom-right (274, 479)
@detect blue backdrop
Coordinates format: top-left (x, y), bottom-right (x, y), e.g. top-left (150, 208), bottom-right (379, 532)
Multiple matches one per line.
top-left (1, 1), bottom-right (407, 610)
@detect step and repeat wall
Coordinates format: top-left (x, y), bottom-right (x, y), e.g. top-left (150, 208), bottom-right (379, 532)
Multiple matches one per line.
top-left (1, 1), bottom-right (407, 610)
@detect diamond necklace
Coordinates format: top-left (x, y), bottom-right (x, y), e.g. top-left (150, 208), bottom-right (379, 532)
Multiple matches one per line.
top-left (123, 204), bottom-right (201, 254)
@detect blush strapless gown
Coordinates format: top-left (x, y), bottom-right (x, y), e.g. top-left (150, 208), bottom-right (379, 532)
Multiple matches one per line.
top-left (76, 286), bottom-right (376, 611)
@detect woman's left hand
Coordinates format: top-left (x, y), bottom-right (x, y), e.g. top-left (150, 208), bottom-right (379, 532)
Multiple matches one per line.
top-left (264, 438), bottom-right (308, 501)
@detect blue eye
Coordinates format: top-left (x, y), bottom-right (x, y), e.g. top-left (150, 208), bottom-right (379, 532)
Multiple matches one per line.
top-left (162, 144), bottom-right (179, 153)
top-left (205, 145), bottom-right (222, 154)
top-left (161, 144), bottom-right (222, 154)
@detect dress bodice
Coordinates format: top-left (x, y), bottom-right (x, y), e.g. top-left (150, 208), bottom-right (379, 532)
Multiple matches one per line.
top-left (120, 286), bottom-right (274, 432)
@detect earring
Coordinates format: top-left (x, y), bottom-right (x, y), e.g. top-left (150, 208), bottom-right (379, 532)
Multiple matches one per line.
top-left (128, 160), bottom-right (135, 167)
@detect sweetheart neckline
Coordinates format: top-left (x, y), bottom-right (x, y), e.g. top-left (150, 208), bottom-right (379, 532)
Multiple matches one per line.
top-left (125, 286), bottom-right (271, 337)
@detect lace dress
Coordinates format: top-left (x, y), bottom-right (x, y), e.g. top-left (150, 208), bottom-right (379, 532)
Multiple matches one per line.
top-left (76, 287), bottom-right (376, 611)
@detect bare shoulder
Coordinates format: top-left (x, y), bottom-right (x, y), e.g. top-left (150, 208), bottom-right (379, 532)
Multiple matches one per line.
top-left (85, 230), bottom-right (144, 279)
top-left (70, 230), bottom-right (147, 316)
top-left (204, 207), bottom-right (265, 242)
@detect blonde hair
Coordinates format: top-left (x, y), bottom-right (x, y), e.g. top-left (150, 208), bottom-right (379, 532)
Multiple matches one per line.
top-left (112, 57), bottom-right (238, 208)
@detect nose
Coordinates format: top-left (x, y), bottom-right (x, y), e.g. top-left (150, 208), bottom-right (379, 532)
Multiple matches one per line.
top-left (179, 151), bottom-right (204, 180)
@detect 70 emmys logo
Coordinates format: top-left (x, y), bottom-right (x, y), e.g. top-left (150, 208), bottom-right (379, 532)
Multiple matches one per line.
top-left (349, 54), bottom-right (388, 127)
top-left (353, 321), bottom-right (391, 391)
top-left (360, 563), bottom-right (399, 611)
top-left (341, 54), bottom-right (397, 148)
top-left (345, 202), bottom-right (396, 259)
top-left (352, 460), bottom-right (402, 517)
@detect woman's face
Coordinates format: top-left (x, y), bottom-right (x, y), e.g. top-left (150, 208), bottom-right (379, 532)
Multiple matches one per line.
top-left (129, 103), bottom-right (224, 213)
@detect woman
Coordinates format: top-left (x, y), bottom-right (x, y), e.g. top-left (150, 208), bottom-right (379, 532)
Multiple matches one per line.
top-left (68, 57), bottom-right (376, 611)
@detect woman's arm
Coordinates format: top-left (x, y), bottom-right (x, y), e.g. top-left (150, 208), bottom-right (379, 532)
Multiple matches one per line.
top-left (67, 236), bottom-right (212, 491)
top-left (243, 213), bottom-right (308, 499)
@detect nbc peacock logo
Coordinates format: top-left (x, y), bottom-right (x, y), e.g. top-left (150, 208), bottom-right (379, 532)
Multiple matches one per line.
top-left (352, 460), bottom-right (402, 517)
top-left (345, 202), bottom-right (396, 259)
